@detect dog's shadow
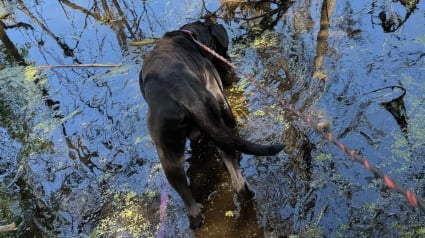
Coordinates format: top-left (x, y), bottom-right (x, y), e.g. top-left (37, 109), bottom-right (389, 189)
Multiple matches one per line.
top-left (186, 140), bottom-right (263, 237)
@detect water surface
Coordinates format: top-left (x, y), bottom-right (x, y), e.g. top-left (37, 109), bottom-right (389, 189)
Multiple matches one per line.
top-left (0, 0), bottom-right (424, 237)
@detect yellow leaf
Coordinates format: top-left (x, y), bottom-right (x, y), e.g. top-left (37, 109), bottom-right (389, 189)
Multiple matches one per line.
top-left (224, 210), bottom-right (234, 217)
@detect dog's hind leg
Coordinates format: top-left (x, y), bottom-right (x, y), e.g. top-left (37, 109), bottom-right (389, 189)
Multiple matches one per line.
top-left (159, 151), bottom-right (204, 229)
top-left (151, 128), bottom-right (204, 229)
top-left (147, 110), bottom-right (204, 229)
top-left (217, 148), bottom-right (255, 201)
top-left (155, 143), bottom-right (204, 229)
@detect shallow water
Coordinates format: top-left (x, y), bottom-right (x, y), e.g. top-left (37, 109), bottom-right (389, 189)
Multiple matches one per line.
top-left (0, 0), bottom-right (424, 237)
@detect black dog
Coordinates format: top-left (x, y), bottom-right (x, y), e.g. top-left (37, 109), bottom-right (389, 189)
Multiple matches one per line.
top-left (139, 21), bottom-right (284, 229)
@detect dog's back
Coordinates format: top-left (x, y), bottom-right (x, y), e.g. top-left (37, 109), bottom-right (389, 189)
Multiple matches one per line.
top-left (141, 33), bottom-right (283, 156)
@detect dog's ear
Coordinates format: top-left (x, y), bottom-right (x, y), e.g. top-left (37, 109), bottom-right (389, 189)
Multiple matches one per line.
top-left (209, 24), bottom-right (229, 51)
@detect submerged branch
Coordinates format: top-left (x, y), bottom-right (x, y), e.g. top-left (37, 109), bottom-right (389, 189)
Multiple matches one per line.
top-left (33, 64), bottom-right (122, 70)
top-left (0, 223), bottom-right (17, 232)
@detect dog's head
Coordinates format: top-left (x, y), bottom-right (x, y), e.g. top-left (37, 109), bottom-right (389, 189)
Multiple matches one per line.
top-left (180, 21), bottom-right (229, 58)
top-left (180, 21), bottom-right (234, 84)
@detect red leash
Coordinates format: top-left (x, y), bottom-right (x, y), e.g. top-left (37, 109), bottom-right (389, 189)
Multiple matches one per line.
top-left (183, 30), bottom-right (425, 211)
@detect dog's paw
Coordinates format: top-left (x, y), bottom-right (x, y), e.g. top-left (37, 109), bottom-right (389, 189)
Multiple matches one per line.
top-left (189, 213), bottom-right (205, 229)
top-left (188, 203), bottom-right (204, 229)
top-left (237, 184), bottom-right (255, 202)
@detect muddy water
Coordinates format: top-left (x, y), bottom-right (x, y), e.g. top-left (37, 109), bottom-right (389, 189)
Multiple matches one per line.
top-left (0, 0), bottom-right (424, 237)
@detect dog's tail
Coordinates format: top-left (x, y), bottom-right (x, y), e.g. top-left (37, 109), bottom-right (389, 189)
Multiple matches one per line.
top-left (205, 126), bottom-right (285, 156)
top-left (186, 101), bottom-right (284, 156)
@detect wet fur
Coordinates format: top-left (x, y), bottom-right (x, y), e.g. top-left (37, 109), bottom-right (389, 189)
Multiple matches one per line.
top-left (139, 21), bottom-right (284, 229)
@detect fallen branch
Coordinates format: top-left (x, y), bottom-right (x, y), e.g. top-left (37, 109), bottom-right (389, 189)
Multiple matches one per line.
top-left (33, 64), bottom-right (122, 70)
top-left (0, 223), bottom-right (17, 232)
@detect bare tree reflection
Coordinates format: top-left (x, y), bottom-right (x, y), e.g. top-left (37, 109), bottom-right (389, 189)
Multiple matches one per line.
top-left (213, 0), bottom-right (293, 35)
top-left (10, 0), bottom-right (155, 65)
top-left (312, 0), bottom-right (335, 82)
top-left (16, 0), bottom-right (81, 63)
top-left (0, 21), bottom-right (27, 66)
top-left (373, 0), bottom-right (420, 32)
top-left (0, 0), bottom-right (422, 236)
top-left (0, 1), bottom-right (32, 67)
top-left (58, 0), bottom-right (138, 50)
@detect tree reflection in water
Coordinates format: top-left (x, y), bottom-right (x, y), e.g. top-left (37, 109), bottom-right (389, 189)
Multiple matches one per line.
top-left (0, 0), bottom-right (424, 237)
